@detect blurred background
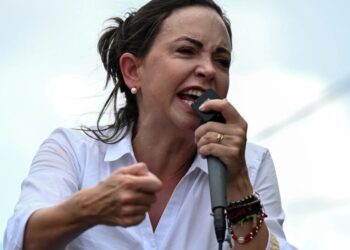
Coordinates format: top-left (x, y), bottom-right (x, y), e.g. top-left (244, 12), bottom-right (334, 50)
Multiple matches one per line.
top-left (1, 0), bottom-right (349, 249)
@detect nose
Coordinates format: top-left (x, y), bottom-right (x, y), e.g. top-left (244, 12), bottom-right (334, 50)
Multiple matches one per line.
top-left (194, 58), bottom-right (216, 81)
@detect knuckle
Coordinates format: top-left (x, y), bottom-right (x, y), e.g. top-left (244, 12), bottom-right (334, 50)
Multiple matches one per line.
top-left (120, 176), bottom-right (134, 189)
top-left (229, 147), bottom-right (239, 157)
top-left (203, 133), bottom-right (212, 144)
top-left (233, 134), bottom-right (245, 145)
top-left (118, 220), bottom-right (130, 227)
top-left (230, 146), bottom-right (244, 158)
top-left (235, 127), bottom-right (247, 138)
top-left (222, 99), bottom-right (230, 109)
top-left (119, 218), bottom-right (132, 227)
top-left (194, 127), bottom-right (201, 138)
top-left (203, 144), bottom-right (215, 155)
top-left (119, 193), bottom-right (134, 205)
top-left (124, 215), bottom-right (145, 227)
top-left (134, 214), bottom-right (146, 224)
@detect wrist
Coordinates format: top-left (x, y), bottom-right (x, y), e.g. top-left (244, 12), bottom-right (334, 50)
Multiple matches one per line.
top-left (65, 187), bottom-right (99, 227)
top-left (227, 167), bottom-right (253, 201)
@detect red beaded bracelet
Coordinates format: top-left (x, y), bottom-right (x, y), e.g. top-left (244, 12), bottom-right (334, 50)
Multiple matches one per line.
top-left (230, 212), bottom-right (267, 245)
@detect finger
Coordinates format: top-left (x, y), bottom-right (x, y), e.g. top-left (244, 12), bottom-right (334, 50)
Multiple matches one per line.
top-left (118, 205), bottom-right (149, 217)
top-left (118, 190), bottom-right (157, 206)
top-left (196, 131), bottom-right (222, 148)
top-left (195, 122), bottom-right (246, 145)
top-left (130, 174), bottom-right (163, 193)
top-left (117, 162), bottom-right (149, 176)
top-left (116, 172), bottom-right (162, 194)
top-left (198, 141), bottom-right (226, 157)
top-left (199, 98), bottom-right (245, 124)
top-left (115, 214), bottom-right (146, 227)
top-left (117, 163), bottom-right (162, 193)
top-left (194, 121), bottom-right (224, 144)
top-left (198, 141), bottom-right (246, 163)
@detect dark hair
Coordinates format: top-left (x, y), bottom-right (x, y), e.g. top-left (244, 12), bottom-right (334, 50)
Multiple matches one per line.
top-left (83, 0), bottom-right (232, 143)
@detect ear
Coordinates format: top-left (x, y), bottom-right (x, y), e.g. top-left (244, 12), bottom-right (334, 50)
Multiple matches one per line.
top-left (119, 52), bottom-right (142, 89)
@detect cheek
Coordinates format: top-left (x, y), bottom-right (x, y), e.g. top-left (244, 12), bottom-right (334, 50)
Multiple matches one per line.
top-left (217, 75), bottom-right (230, 97)
top-left (158, 63), bottom-right (192, 90)
top-left (144, 57), bottom-right (181, 84)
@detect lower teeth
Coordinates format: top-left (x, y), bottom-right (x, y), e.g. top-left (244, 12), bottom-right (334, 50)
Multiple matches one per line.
top-left (183, 100), bottom-right (194, 105)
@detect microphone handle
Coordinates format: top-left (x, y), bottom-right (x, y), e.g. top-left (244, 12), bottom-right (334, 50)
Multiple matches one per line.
top-left (207, 156), bottom-right (227, 243)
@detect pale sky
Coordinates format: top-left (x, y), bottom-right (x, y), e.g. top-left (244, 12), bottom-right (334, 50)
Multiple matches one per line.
top-left (1, 1), bottom-right (350, 249)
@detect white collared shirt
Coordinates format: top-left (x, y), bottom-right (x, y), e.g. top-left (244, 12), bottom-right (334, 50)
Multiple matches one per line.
top-left (4, 128), bottom-right (297, 250)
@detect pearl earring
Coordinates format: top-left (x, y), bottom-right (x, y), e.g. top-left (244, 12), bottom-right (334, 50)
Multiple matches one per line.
top-left (131, 87), bottom-right (137, 94)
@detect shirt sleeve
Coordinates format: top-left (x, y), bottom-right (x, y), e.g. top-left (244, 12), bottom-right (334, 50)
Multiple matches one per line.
top-left (252, 149), bottom-right (298, 250)
top-left (3, 128), bottom-right (81, 250)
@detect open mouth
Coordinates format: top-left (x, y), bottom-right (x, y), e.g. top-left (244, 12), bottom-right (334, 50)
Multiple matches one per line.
top-left (177, 89), bottom-right (204, 106)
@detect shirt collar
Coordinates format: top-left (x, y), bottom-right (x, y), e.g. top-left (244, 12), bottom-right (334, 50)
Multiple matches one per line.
top-left (104, 128), bottom-right (134, 162)
top-left (186, 153), bottom-right (208, 175)
top-left (103, 127), bottom-right (209, 175)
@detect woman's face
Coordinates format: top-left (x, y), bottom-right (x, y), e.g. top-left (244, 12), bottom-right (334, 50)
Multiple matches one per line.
top-left (137, 5), bottom-right (231, 132)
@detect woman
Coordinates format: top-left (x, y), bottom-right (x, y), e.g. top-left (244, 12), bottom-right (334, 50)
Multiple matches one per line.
top-left (4, 0), bottom-right (296, 249)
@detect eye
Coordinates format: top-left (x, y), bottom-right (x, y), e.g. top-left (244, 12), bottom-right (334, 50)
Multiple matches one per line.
top-left (176, 47), bottom-right (196, 55)
top-left (216, 58), bottom-right (231, 69)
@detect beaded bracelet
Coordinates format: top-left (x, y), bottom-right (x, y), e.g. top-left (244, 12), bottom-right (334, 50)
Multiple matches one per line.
top-left (228, 192), bottom-right (260, 208)
top-left (227, 200), bottom-right (263, 225)
top-left (233, 214), bottom-right (256, 227)
top-left (228, 198), bottom-right (261, 210)
top-left (230, 212), bottom-right (267, 244)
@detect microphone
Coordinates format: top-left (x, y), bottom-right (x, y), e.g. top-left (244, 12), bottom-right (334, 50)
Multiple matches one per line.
top-left (191, 89), bottom-right (227, 247)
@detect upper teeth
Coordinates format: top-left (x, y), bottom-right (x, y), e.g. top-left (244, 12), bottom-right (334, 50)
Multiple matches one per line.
top-left (183, 89), bottom-right (203, 97)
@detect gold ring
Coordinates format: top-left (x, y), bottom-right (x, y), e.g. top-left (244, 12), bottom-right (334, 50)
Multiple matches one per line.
top-left (216, 133), bottom-right (224, 144)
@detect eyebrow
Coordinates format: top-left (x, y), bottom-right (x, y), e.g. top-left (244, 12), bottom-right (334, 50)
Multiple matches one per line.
top-left (175, 36), bottom-right (231, 55)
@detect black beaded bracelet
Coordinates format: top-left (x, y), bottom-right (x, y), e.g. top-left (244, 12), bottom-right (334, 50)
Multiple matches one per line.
top-left (227, 192), bottom-right (260, 208)
top-left (226, 192), bottom-right (264, 225)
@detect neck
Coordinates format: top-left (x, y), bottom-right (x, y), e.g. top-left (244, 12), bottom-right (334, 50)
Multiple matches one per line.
top-left (132, 122), bottom-right (197, 181)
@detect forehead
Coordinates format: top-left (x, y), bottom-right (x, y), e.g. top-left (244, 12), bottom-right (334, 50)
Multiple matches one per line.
top-left (156, 5), bottom-right (231, 50)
